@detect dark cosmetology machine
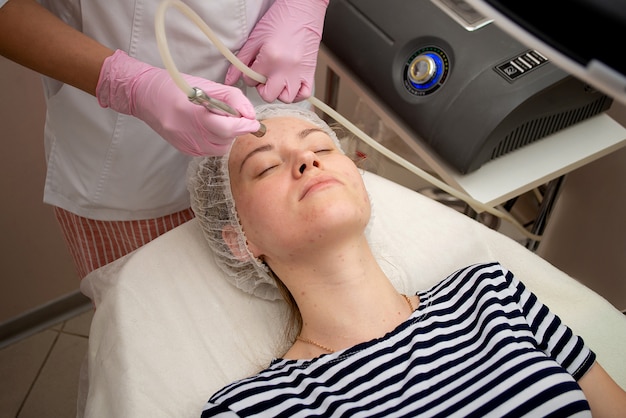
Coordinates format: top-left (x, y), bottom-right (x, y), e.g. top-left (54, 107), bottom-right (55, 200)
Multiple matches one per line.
top-left (321, 0), bottom-right (613, 174)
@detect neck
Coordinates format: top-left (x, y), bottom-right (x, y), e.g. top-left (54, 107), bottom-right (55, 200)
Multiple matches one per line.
top-left (270, 235), bottom-right (415, 354)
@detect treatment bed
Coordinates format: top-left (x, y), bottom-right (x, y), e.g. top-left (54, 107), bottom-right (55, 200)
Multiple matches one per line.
top-left (79, 171), bottom-right (626, 417)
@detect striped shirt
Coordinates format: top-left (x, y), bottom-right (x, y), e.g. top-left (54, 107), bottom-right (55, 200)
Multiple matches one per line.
top-left (201, 262), bottom-right (595, 417)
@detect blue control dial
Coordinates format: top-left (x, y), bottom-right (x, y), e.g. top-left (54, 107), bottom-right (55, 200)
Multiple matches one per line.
top-left (404, 47), bottom-right (449, 95)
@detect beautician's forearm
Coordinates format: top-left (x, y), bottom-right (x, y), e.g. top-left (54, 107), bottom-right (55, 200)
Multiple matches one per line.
top-left (0, 0), bottom-right (114, 95)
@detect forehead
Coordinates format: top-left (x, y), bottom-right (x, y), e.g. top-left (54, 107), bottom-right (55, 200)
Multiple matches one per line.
top-left (229, 116), bottom-right (323, 161)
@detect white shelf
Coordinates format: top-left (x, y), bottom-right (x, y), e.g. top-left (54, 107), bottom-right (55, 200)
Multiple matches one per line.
top-left (451, 114), bottom-right (626, 206)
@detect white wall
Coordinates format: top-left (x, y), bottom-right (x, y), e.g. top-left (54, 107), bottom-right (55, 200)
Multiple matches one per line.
top-left (537, 103), bottom-right (626, 311)
top-left (0, 57), bottom-right (79, 323)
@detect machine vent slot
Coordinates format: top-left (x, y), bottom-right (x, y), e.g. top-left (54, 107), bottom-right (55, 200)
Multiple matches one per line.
top-left (490, 96), bottom-right (611, 160)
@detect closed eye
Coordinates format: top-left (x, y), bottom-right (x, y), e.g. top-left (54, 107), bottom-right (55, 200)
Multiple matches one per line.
top-left (257, 164), bottom-right (279, 177)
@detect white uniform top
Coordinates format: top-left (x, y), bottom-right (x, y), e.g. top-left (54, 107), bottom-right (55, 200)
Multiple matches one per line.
top-left (10, 0), bottom-right (274, 220)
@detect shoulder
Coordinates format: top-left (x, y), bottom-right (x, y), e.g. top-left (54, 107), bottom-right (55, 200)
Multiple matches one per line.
top-left (423, 262), bottom-right (517, 305)
top-left (443, 262), bottom-right (513, 289)
top-left (208, 360), bottom-right (301, 406)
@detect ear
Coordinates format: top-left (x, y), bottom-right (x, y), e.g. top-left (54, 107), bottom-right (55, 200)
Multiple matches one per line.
top-left (222, 224), bottom-right (261, 261)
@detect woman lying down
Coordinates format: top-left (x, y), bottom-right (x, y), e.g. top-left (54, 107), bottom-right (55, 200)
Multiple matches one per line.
top-left (188, 104), bottom-right (626, 417)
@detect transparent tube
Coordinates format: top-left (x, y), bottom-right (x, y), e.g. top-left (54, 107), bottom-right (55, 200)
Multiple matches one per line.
top-left (154, 0), bottom-right (541, 242)
top-left (155, 0), bottom-right (265, 96)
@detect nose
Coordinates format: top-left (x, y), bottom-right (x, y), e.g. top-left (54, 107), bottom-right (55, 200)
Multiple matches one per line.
top-left (298, 160), bottom-right (320, 174)
top-left (295, 151), bottom-right (320, 176)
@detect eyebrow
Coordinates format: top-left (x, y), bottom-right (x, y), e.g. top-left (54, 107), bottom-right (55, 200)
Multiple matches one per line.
top-left (298, 127), bottom-right (325, 139)
top-left (238, 127), bottom-right (327, 173)
top-left (239, 144), bottom-right (274, 173)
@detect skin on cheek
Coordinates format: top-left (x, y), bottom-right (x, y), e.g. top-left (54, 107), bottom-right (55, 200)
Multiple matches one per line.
top-left (235, 190), bottom-right (295, 258)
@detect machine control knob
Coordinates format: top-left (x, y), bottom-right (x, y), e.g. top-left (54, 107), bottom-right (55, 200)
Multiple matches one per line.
top-left (403, 47), bottom-right (449, 96)
top-left (408, 54), bottom-right (437, 85)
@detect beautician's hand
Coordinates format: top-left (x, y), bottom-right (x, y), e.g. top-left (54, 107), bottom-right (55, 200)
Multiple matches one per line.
top-left (224, 0), bottom-right (329, 103)
top-left (97, 50), bottom-right (261, 156)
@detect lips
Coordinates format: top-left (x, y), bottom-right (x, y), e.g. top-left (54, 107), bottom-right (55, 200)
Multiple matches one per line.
top-left (300, 175), bottom-right (342, 200)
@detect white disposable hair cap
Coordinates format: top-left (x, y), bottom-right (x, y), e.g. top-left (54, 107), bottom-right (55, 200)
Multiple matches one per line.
top-left (188, 104), bottom-right (344, 300)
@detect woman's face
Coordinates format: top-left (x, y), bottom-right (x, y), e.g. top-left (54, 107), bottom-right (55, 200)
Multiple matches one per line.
top-left (228, 116), bottom-right (371, 265)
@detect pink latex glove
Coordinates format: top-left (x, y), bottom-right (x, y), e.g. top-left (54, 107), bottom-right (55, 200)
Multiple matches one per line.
top-left (96, 50), bottom-right (261, 156)
top-left (225, 0), bottom-right (329, 103)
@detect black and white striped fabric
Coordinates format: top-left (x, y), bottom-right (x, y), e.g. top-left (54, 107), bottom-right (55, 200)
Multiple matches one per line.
top-left (201, 262), bottom-right (595, 417)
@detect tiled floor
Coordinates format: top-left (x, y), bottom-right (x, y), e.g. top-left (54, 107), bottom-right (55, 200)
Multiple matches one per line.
top-left (0, 309), bottom-right (93, 418)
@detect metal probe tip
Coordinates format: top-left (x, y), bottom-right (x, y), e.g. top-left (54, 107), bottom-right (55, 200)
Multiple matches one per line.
top-left (252, 122), bottom-right (267, 137)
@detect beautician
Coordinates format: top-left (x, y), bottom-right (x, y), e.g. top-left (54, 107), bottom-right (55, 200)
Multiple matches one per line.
top-left (0, 0), bottom-right (328, 278)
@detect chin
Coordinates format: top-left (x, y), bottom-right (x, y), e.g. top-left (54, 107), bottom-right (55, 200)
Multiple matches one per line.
top-left (318, 208), bottom-right (370, 236)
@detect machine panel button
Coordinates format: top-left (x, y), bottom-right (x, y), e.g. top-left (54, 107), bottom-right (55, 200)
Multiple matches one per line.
top-left (495, 50), bottom-right (549, 82)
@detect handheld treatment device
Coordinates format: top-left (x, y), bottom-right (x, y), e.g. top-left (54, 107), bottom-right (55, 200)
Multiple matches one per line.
top-left (188, 87), bottom-right (267, 137)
